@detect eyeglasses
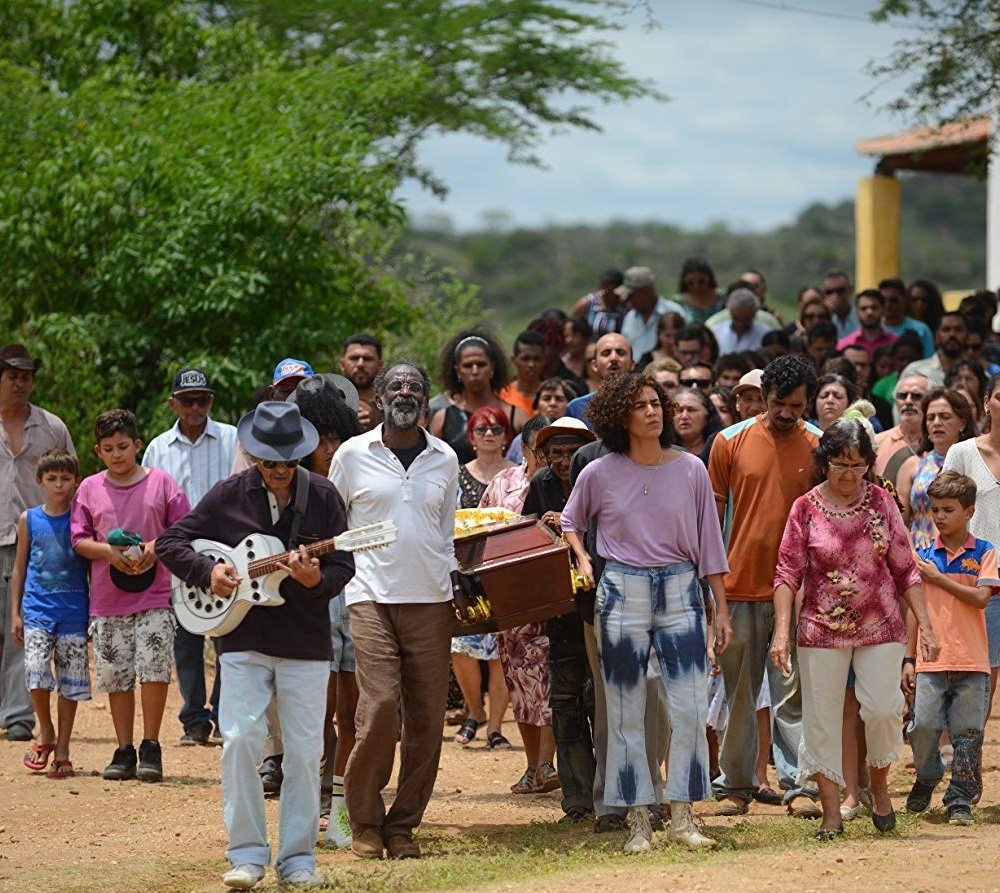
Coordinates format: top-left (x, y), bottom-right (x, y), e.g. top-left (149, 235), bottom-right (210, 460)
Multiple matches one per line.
top-left (474, 424), bottom-right (505, 436)
top-left (680, 378), bottom-right (710, 389)
top-left (828, 463), bottom-right (869, 475)
top-left (385, 378), bottom-right (426, 395)
top-left (824, 286), bottom-right (849, 296)
top-left (255, 458), bottom-right (300, 470)
top-left (896, 391), bottom-right (926, 402)
top-left (175, 394), bottom-right (211, 407)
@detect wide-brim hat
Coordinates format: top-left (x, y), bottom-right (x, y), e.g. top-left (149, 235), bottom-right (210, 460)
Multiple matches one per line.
top-left (237, 401), bottom-right (319, 462)
top-left (0, 343), bottom-right (42, 372)
top-left (110, 565), bottom-right (157, 593)
top-left (534, 416), bottom-right (598, 451)
top-left (322, 373), bottom-right (361, 412)
top-left (732, 368), bottom-right (764, 397)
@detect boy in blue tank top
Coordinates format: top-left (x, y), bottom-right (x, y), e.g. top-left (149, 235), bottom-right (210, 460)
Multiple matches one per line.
top-left (10, 449), bottom-right (89, 778)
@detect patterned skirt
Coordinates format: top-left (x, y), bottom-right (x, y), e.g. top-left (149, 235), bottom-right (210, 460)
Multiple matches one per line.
top-left (496, 623), bottom-right (552, 727)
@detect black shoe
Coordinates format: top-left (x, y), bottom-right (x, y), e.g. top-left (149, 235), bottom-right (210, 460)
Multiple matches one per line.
top-left (648, 802), bottom-right (669, 831)
top-left (948, 804), bottom-right (975, 825)
top-left (906, 780), bottom-right (936, 814)
top-left (594, 813), bottom-right (627, 834)
top-left (137, 739), bottom-right (163, 782)
top-left (558, 806), bottom-right (594, 824)
top-left (6, 721), bottom-right (34, 741)
top-left (259, 755), bottom-right (283, 794)
top-left (103, 744), bottom-right (137, 780)
top-left (813, 823), bottom-right (844, 841)
top-left (872, 807), bottom-right (896, 833)
top-left (179, 722), bottom-right (212, 746)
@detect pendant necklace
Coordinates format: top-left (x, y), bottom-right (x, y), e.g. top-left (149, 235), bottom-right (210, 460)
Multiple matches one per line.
top-left (642, 449), bottom-right (665, 496)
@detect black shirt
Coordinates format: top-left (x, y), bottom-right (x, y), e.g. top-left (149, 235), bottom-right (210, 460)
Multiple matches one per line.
top-left (157, 467), bottom-right (355, 661)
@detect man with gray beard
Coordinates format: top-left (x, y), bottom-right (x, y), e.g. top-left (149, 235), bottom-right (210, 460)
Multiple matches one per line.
top-left (328, 360), bottom-right (459, 861)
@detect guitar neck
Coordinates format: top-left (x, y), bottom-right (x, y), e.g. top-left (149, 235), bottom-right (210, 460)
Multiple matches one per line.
top-left (248, 537), bottom-right (338, 578)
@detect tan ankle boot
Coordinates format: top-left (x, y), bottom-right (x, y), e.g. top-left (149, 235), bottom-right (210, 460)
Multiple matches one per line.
top-left (668, 801), bottom-right (717, 850)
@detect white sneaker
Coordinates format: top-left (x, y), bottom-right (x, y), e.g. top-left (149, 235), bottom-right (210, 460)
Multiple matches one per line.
top-left (223, 864), bottom-right (266, 889)
top-left (280, 868), bottom-right (324, 887)
top-left (324, 800), bottom-right (353, 848)
top-left (623, 806), bottom-right (653, 854)
top-left (668, 801), bottom-right (717, 850)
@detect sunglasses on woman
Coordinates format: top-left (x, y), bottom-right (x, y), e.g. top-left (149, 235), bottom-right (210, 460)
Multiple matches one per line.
top-left (474, 424), bottom-right (505, 435)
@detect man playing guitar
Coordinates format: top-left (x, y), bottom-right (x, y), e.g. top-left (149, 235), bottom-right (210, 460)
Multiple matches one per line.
top-left (157, 401), bottom-right (355, 890)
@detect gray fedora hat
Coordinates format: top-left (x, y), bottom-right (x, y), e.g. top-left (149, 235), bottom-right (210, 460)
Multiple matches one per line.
top-left (237, 401), bottom-right (319, 462)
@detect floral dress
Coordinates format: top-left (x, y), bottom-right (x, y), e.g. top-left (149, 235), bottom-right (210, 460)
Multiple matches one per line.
top-left (451, 464), bottom-right (498, 662)
top-left (909, 451), bottom-right (944, 549)
top-left (479, 465), bottom-right (552, 727)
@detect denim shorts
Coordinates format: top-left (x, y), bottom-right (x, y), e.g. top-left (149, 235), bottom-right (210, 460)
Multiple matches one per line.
top-left (329, 596), bottom-right (355, 673)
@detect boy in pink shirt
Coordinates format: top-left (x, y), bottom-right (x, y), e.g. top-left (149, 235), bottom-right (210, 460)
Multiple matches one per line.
top-left (71, 410), bottom-right (190, 782)
top-left (905, 471), bottom-right (1000, 825)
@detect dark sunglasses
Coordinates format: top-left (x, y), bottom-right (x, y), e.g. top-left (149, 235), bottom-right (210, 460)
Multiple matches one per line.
top-left (474, 424), bottom-right (505, 436)
top-left (896, 391), bottom-right (926, 402)
top-left (256, 458), bottom-right (300, 469)
top-left (175, 394), bottom-right (211, 407)
top-left (679, 378), bottom-right (710, 388)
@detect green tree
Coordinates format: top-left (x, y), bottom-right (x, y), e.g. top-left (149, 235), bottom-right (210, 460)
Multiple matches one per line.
top-left (0, 1), bottom-right (656, 467)
top-left (869, 1), bottom-right (1000, 128)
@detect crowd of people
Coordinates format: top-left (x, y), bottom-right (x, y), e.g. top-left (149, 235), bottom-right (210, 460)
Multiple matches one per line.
top-left (3, 257), bottom-right (1000, 887)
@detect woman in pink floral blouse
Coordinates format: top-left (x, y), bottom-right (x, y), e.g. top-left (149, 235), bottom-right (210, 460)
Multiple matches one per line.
top-left (770, 417), bottom-right (940, 840)
top-left (479, 414), bottom-right (559, 794)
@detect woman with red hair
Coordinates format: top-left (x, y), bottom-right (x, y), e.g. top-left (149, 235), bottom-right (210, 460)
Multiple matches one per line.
top-left (452, 406), bottom-right (516, 747)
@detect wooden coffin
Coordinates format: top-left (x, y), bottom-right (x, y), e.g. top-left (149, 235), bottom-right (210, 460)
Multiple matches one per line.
top-left (452, 517), bottom-right (576, 635)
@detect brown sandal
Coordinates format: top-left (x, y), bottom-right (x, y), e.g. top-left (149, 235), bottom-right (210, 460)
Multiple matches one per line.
top-left (510, 768), bottom-right (536, 794)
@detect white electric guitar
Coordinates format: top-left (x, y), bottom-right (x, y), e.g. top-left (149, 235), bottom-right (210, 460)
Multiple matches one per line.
top-left (171, 520), bottom-right (396, 636)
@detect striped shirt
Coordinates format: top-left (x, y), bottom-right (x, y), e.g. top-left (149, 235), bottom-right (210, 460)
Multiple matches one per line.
top-left (142, 418), bottom-right (238, 508)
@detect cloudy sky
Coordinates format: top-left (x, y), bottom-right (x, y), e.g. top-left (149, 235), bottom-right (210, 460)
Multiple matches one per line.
top-left (397, 0), bottom-right (918, 232)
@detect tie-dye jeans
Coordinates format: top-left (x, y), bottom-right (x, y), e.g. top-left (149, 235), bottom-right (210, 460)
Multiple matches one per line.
top-left (597, 559), bottom-right (710, 807)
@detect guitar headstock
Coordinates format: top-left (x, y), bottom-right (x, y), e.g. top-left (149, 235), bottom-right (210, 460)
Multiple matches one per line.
top-left (336, 520), bottom-right (398, 553)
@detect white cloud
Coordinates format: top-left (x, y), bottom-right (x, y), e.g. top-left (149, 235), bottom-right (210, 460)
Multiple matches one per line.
top-left (399, 0), bottom-right (915, 231)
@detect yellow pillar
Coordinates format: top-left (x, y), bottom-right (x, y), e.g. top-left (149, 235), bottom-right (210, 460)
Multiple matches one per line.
top-left (855, 174), bottom-right (900, 291)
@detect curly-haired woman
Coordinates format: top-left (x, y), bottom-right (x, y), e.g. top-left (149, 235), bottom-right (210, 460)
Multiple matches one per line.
top-left (561, 372), bottom-right (732, 854)
top-left (430, 330), bottom-right (529, 463)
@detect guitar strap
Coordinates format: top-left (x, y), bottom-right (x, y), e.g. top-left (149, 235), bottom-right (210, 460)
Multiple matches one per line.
top-left (288, 468), bottom-right (310, 549)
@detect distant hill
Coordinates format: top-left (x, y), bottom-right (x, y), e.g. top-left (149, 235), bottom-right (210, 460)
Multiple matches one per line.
top-left (398, 172), bottom-right (987, 336)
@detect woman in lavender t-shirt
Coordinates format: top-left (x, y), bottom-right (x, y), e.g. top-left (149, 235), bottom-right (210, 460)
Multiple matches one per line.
top-left (561, 372), bottom-right (732, 855)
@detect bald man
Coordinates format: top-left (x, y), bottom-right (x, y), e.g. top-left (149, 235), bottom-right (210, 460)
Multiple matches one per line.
top-left (565, 333), bottom-right (634, 428)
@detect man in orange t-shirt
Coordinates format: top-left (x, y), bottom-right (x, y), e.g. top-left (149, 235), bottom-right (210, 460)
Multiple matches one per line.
top-left (498, 331), bottom-right (545, 416)
top-left (708, 354), bottom-right (821, 817)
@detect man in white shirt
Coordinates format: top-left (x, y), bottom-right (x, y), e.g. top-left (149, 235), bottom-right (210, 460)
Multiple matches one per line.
top-left (619, 267), bottom-right (686, 362)
top-left (328, 360), bottom-right (459, 862)
top-left (143, 366), bottom-right (237, 747)
top-left (710, 288), bottom-right (771, 353)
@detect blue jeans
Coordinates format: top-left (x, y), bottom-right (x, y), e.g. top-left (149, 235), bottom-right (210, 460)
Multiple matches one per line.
top-left (174, 626), bottom-right (220, 731)
top-left (598, 560), bottom-right (710, 806)
top-left (546, 610), bottom-right (596, 813)
top-left (713, 600), bottom-right (816, 804)
top-left (219, 651), bottom-right (328, 878)
top-left (909, 670), bottom-right (989, 807)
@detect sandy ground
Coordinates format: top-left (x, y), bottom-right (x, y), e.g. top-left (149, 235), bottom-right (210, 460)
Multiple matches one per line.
top-left (3, 670), bottom-right (1000, 893)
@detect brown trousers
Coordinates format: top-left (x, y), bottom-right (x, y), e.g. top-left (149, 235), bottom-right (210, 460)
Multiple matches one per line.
top-left (345, 600), bottom-right (452, 839)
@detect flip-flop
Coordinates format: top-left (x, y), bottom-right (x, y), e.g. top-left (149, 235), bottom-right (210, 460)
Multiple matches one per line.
top-left (47, 759), bottom-right (74, 779)
top-left (454, 717), bottom-right (480, 746)
top-left (24, 741), bottom-right (57, 772)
